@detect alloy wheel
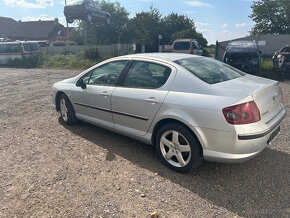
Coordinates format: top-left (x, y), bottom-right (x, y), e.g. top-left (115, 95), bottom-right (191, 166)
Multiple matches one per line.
top-left (160, 130), bottom-right (191, 167)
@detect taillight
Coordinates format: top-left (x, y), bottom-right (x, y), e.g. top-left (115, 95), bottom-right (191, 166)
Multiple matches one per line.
top-left (171, 47), bottom-right (173, 52)
top-left (190, 47), bottom-right (193, 54)
top-left (222, 101), bottom-right (261, 125)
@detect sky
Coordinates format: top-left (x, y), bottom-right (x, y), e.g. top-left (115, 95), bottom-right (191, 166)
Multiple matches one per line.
top-left (0, 0), bottom-right (256, 44)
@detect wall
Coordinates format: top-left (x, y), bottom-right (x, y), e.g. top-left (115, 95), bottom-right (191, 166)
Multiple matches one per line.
top-left (42, 43), bottom-right (135, 57)
top-left (216, 34), bottom-right (290, 60)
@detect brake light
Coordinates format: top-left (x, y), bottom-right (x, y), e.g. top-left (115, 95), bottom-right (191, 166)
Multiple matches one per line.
top-left (190, 47), bottom-right (193, 54)
top-left (20, 46), bottom-right (24, 54)
top-left (222, 101), bottom-right (261, 125)
top-left (171, 47), bottom-right (173, 52)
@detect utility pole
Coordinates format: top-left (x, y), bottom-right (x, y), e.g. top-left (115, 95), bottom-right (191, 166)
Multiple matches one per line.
top-left (65, 0), bottom-right (70, 54)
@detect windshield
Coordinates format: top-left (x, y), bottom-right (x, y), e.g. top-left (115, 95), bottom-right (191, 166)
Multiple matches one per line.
top-left (174, 57), bottom-right (245, 84)
top-left (23, 43), bottom-right (39, 52)
top-left (174, 42), bottom-right (190, 50)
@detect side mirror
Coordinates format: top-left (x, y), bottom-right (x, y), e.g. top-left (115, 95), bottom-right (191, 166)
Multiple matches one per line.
top-left (76, 79), bottom-right (87, 89)
top-left (259, 50), bottom-right (262, 54)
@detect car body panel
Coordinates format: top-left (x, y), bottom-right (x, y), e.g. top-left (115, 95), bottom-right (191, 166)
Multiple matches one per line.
top-left (70, 85), bottom-right (116, 127)
top-left (222, 40), bottom-right (261, 73)
top-left (172, 39), bottom-right (203, 55)
top-left (64, 0), bottom-right (110, 23)
top-left (272, 45), bottom-right (290, 70)
top-left (51, 53), bottom-right (287, 164)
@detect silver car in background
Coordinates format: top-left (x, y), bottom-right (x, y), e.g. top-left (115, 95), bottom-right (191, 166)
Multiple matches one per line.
top-left (51, 53), bottom-right (286, 172)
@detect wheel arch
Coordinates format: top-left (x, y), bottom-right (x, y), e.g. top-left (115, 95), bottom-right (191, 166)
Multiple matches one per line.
top-left (151, 118), bottom-right (204, 155)
top-left (55, 91), bottom-right (67, 112)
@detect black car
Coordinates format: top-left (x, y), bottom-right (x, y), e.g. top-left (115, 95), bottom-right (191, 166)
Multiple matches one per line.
top-left (222, 40), bottom-right (261, 74)
top-left (64, 0), bottom-right (111, 24)
top-left (273, 45), bottom-right (290, 71)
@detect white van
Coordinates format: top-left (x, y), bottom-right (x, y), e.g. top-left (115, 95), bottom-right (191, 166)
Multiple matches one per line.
top-left (0, 41), bottom-right (40, 64)
top-left (171, 39), bottom-right (203, 55)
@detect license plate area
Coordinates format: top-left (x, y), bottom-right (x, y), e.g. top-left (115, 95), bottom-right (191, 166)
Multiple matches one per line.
top-left (267, 126), bottom-right (280, 144)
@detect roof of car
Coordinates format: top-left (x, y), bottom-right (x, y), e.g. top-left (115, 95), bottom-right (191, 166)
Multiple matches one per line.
top-left (228, 40), bottom-right (257, 47)
top-left (120, 53), bottom-right (202, 62)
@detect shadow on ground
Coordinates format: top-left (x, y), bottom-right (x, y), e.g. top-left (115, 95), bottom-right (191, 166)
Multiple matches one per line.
top-left (60, 119), bottom-right (289, 217)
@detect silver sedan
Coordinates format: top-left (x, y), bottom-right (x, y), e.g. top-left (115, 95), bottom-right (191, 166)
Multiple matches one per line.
top-left (51, 53), bottom-right (286, 172)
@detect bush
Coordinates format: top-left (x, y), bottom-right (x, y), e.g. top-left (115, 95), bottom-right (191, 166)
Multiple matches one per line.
top-left (7, 54), bottom-right (44, 68)
top-left (81, 48), bottom-right (101, 61)
top-left (41, 53), bottom-right (97, 70)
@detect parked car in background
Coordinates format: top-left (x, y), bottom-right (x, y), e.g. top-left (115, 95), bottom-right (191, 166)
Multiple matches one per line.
top-left (0, 41), bottom-right (40, 65)
top-left (171, 39), bottom-right (203, 55)
top-left (64, 0), bottom-right (111, 24)
top-left (272, 45), bottom-right (290, 71)
top-left (222, 40), bottom-right (261, 74)
top-left (51, 53), bottom-right (286, 172)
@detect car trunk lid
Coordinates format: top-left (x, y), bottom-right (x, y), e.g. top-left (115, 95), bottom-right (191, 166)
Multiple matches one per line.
top-left (213, 75), bottom-right (282, 123)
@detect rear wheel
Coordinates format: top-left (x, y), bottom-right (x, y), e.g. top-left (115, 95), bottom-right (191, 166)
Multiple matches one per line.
top-left (59, 94), bottom-right (77, 125)
top-left (156, 123), bottom-right (203, 172)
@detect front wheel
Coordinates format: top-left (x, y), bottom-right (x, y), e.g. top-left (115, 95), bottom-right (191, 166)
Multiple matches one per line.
top-left (59, 94), bottom-right (77, 125)
top-left (156, 123), bottom-right (203, 172)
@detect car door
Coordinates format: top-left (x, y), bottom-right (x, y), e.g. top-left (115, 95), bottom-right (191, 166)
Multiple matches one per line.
top-left (111, 60), bottom-right (174, 136)
top-left (69, 60), bottom-right (128, 127)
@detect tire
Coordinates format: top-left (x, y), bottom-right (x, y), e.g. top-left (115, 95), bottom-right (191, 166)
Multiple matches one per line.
top-left (87, 13), bottom-right (92, 23)
top-left (59, 94), bottom-right (77, 125)
top-left (156, 123), bottom-right (203, 173)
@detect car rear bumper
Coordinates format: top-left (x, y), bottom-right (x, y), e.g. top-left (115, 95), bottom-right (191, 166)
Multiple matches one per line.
top-left (193, 105), bottom-right (286, 163)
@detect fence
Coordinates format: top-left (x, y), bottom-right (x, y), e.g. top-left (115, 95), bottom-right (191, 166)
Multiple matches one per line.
top-left (42, 43), bottom-right (135, 57)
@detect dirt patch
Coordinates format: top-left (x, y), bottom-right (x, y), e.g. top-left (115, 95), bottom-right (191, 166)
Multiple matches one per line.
top-left (0, 68), bottom-right (289, 217)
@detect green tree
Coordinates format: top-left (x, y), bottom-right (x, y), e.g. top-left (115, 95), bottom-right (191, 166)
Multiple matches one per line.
top-left (250, 0), bottom-right (290, 34)
top-left (128, 6), bottom-right (162, 52)
top-left (72, 1), bottom-right (208, 51)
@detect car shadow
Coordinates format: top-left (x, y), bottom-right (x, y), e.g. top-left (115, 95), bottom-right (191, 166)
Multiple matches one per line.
top-left (59, 118), bottom-right (289, 217)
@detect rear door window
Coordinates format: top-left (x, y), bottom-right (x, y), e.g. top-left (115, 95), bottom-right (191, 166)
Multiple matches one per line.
top-left (122, 61), bottom-right (171, 89)
top-left (0, 44), bottom-right (21, 53)
top-left (174, 42), bottom-right (190, 50)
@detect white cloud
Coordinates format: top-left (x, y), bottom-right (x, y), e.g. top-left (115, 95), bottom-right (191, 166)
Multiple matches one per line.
top-left (4, 0), bottom-right (54, 8)
top-left (37, 0), bottom-right (54, 6)
top-left (222, 23), bottom-right (228, 28)
top-left (185, 1), bottom-right (213, 7)
top-left (22, 15), bottom-right (55, 21)
top-left (184, 11), bottom-right (194, 14)
top-left (235, 23), bottom-right (247, 27)
top-left (198, 28), bottom-right (212, 33)
top-left (139, 0), bottom-right (156, 2)
top-left (196, 22), bottom-right (210, 27)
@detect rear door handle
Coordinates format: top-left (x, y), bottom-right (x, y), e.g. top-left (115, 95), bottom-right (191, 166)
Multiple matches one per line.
top-left (101, 91), bottom-right (110, 97)
top-left (145, 97), bottom-right (159, 104)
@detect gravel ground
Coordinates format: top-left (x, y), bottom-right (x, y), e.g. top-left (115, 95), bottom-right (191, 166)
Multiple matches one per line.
top-left (0, 68), bottom-right (289, 217)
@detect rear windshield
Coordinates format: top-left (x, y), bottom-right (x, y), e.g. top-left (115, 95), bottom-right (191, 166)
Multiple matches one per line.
top-left (174, 57), bottom-right (245, 84)
top-left (0, 43), bottom-right (21, 53)
top-left (174, 42), bottom-right (190, 50)
top-left (23, 43), bottom-right (39, 52)
top-left (227, 43), bottom-right (258, 54)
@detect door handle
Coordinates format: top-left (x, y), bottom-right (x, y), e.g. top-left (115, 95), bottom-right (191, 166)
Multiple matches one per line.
top-left (101, 91), bottom-right (110, 97)
top-left (145, 97), bottom-right (159, 104)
